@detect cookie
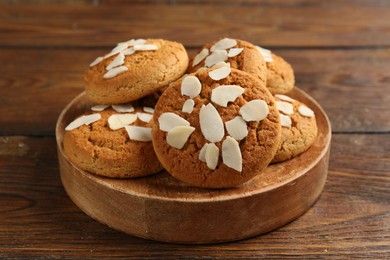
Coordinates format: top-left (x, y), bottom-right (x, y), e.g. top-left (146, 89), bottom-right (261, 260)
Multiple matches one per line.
top-left (256, 46), bottom-right (295, 94)
top-left (84, 39), bottom-right (189, 105)
top-left (271, 94), bottom-right (317, 163)
top-left (187, 38), bottom-right (267, 86)
top-left (152, 67), bottom-right (281, 188)
top-left (63, 104), bottom-right (162, 178)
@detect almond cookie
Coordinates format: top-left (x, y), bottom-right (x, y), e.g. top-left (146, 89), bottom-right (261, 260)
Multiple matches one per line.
top-left (256, 46), bottom-right (295, 94)
top-left (63, 104), bottom-right (162, 178)
top-left (152, 68), bottom-right (281, 188)
top-left (187, 38), bottom-right (267, 86)
top-left (271, 94), bottom-right (317, 163)
top-left (85, 39), bottom-right (189, 105)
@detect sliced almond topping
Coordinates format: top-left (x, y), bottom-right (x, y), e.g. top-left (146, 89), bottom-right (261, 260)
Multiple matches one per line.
top-left (256, 46), bottom-right (273, 62)
top-left (143, 107), bottom-right (154, 114)
top-left (112, 103), bottom-right (134, 113)
top-left (204, 50), bottom-right (228, 67)
top-left (124, 39), bottom-right (146, 46)
top-left (182, 99), bottom-right (195, 113)
top-left (276, 101), bottom-right (294, 115)
top-left (106, 52), bottom-right (125, 70)
top-left (211, 61), bottom-right (230, 69)
top-left (103, 65), bottom-right (128, 79)
top-left (121, 47), bottom-right (135, 56)
top-left (198, 143), bottom-right (209, 162)
top-left (210, 38), bottom-right (237, 52)
top-left (225, 116), bottom-right (248, 140)
top-left (133, 44), bottom-right (158, 51)
top-left (125, 126), bottom-right (152, 142)
top-left (136, 112), bottom-right (153, 123)
top-left (90, 56), bottom-right (103, 67)
top-left (240, 99), bottom-right (269, 122)
top-left (227, 48), bottom-right (244, 57)
top-left (104, 42), bottom-right (128, 59)
top-left (222, 136), bottom-right (242, 172)
top-left (181, 75), bottom-right (202, 98)
top-left (280, 114), bottom-right (292, 128)
top-left (108, 114), bottom-right (137, 130)
top-left (199, 103), bottom-right (224, 142)
top-left (166, 125), bottom-right (195, 149)
top-left (208, 66), bottom-right (231, 81)
top-left (65, 113), bottom-right (101, 131)
top-left (158, 112), bottom-right (190, 132)
top-left (192, 48), bottom-right (209, 67)
top-left (205, 143), bottom-right (219, 170)
top-left (298, 105), bottom-right (315, 117)
top-left (275, 94), bottom-right (295, 103)
top-left (211, 85), bottom-right (244, 107)
top-left (91, 105), bottom-right (109, 112)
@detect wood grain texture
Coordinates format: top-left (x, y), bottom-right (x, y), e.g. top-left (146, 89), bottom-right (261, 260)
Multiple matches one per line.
top-left (0, 134), bottom-right (388, 258)
top-left (1, 48), bottom-right (389, 135)
top-left (1, 2), bottom-right (390, 47)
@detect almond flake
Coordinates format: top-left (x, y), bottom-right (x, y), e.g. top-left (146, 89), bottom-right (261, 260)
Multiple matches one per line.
top-left (225, 116), bottom-right (248, 140)
top-left (198, 143), bottom-right (209, 162)
top-left (275, 94), bottom-right (295, 103)
top-left (108, 114), bottom-right (137, 130)
top-left (182, 99), bottom-right (195, 113)
top-left (222, 136), bottom-right (242, 172)
top-left (124, 39), bottom-right (146, 46)
top-left (276, 101), bottom-right (294, 115)
top-left (104, 42), bottom-right (129, 59)
top-left (240, 99), bottom-right (269, 122)
top-left (143, 107), bottom-right (154, 114)
top-left (90, 56), bottom-right (103, 67)
top-left (204, 50), bottom-right (228, 67)
top-left (280, 114), bottom-right (292, 128)
top-left (227, 48), bottom-right (244, 57)
top-left (136, 112), bottom-right (153, 123)
top-left (166, 125), bottom-right (195, 149)
top-left (125, 126), bottom-right (152, 142)
top-left (199, 103), bottom-right (224, 142)
top-left (112, 103), bottom-right (134, 113)
top-left (211, 85), bottom-right (244, 107)
top-left (208, 66), bottom-right (231, 81)
top-left (133, 44), bottom-right (158, 51)
top-left (210, 38), bottom-right (237, 52)
top-left (298, 105), bottom-right (315, 117)
top-left (211, 61), bottom-right (230, 69)
top-left (121, 47), bottom-right (135, 56)
top-left (158, 112), bottom-right (190, 132)
top-left (65, 113), bottom-right (101, 131)
top-left (103, 66), bottom-right (128, 79)
top-left (192, 48), bottom-right (209, 67)
top-left (181, 75), bottom-right (202, 98)
top-left (256, 46), bottom-right (273, 62)
top-left (106, 52), bottom-right (125, 70)
top-left (205, 143), bottom-right (219, 170)
top-left (91, 105), bottom-right (109, 112)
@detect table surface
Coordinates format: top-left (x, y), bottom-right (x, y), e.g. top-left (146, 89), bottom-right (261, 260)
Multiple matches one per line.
top-left (1, 1), bottom-right (389, 258)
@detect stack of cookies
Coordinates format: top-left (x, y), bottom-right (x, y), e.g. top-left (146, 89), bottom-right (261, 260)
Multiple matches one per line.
top-left (63, 38), bottom-right (317, 188)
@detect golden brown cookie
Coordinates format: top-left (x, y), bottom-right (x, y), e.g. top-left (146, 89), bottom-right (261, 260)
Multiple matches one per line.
top-left (63, 105), bottom-right (162, 178)
top-left (271, 94), bottom-right (317, 163)
top-left (84, 39), bottom-right (189, 105)
top-left (187, 38), bottom-right (267, 86)
top-left (152, 68), bottom-right (281, 188)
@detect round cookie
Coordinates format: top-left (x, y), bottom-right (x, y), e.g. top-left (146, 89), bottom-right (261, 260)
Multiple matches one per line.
top-left (63, 105), bottom-right (162, 178)
top-left (271, 94), bottom-right (317, 163)
top-left (152, 68), bottom-right (281, 188)
top-left (187, 38), bottom-right (267, 86)
top-left (84, 39), bottom-right (189, 105)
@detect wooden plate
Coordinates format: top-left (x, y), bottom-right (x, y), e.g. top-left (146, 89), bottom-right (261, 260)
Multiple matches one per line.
top-left (56, 88), bottom-right (331, 244)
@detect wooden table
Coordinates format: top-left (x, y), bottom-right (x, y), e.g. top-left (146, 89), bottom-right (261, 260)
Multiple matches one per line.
top-left (1, 1), bottom-right (389, 258)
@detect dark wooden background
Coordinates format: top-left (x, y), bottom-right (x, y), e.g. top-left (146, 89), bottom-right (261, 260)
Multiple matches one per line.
top-left (0, 1), bottom-right (389, 258)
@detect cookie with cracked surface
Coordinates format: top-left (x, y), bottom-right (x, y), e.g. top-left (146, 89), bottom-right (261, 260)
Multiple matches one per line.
top-left (63, 107), bottom-right (162, 178)
top-left (271, 94), bottom-right (317, 163)
top-left (84, 39), bottom-right (189, 105)
top-left (187, 38), bottom-right (267, 86)
top-left (152, 68), bottom-right (281, 188)
top-left (265, 53), bottom-right (295, 94)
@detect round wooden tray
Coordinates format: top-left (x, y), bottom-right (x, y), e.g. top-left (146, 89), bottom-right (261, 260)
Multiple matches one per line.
top-left (56, 88), bottom-right (331, 244)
